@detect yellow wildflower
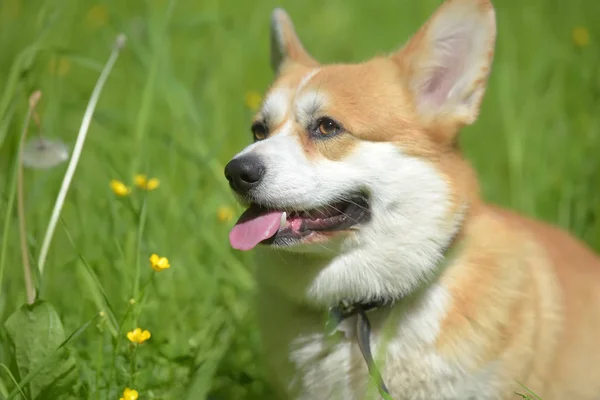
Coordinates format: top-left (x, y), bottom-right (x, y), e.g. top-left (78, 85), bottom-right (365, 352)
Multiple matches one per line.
top-left (244, 91), bottom-right (262, 111)
top-left (134, 174), bottom-right (160, 191)
top-left (48, 56), bottom-right (71, 77)
top-left (134, 174), bottom-right (147, 188)
top-left (126, 328), bottom-right (151, 344)
top-left (146, 178), bottom-right (160, 190)
top-left (119, 387), bottom-right (139, 400)
top-left (572, 26), bottom-right (590, 47)
top-left (149, 253), bottom-right (170, 272)
top-left (216, 206), bottom-right (234, 222)
top-left (110, 180), bottom-right (131, 197)
top-left (86, 4), bottom-right (109, 29)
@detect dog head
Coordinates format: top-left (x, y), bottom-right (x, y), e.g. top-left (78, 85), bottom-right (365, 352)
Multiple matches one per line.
top-left (225, 0), bottom-right (496, 303)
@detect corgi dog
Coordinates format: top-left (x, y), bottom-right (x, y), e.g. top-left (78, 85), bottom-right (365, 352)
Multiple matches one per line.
top-left (224, 0), bottom-right (600, 398)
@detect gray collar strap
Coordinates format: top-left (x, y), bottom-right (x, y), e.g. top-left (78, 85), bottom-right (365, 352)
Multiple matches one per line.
top-left (327, 300), bottom-right (393, 399)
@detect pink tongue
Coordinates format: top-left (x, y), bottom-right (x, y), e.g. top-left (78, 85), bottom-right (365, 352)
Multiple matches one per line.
top-left (229, 208), bottom-right (284, 251)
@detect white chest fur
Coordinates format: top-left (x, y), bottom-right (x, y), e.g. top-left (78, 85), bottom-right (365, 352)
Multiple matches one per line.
top-left (256, 282), bottom-right (504, 400)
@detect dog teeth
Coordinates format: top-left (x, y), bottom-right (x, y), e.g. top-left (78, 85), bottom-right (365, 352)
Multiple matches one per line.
top-left (279, 211), bottom-right (287, 230)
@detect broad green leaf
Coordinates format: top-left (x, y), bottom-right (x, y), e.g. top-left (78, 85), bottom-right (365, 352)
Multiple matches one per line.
top-left (4, 300), bottom-right (78, 399)
top-left (6, 315), bottom-right (95, 400)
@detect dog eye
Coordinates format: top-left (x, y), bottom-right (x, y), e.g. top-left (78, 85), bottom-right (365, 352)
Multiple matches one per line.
top-left (251, 121), bottom-right (268, 141)
top-left (316, 117), bottom-right (342, 136)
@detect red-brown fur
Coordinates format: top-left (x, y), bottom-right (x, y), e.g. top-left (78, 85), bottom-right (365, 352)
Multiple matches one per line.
top-left (259, 0), bottom-right (600, 397)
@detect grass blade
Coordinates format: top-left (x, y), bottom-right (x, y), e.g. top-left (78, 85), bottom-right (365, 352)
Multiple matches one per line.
top-left (0, 364), bottom-right (27, 400)
top-left (516, 382), bottom-right (543, 400)
top-left (60, 219), bottom-right (119, 337)
top-left (36, 34), bottom-right (127, 278)
top-left (0, 45), bottom-right (39, 148)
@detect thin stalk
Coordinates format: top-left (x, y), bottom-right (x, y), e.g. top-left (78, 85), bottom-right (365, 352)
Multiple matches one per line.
top-left (133, 197), bottom-right (148, 305)
top-left (37, 34), bottom-right (127, 277)
top-left (95, 328), bottom-right (103, 400)
top-left (129, 345), bottom-right (137, 387)
top-left (0, 94), bottom-right (36, 299)
top-left (108, 299), bottom-right (135, 396)
top-left (17, 91), bottom-right (42, 304)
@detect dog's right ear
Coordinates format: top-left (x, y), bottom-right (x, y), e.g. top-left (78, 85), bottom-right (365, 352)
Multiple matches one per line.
top-left (270, 8), bottom-right (319, 74)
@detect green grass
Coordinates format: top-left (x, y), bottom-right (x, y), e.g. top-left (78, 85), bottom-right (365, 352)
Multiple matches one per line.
top-left (0, 0), bottom-right (599, 398)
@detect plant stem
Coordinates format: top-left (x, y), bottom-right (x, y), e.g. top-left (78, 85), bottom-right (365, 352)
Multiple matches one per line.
top-left (108, 299), bottom-right (135, 397)
top-left (130, 344), bottom-right (137, 387)
top-left (17, 91), bottom-right (42, 304)
top-left (133, 197), bottom-right (148, 308)
top-left (0, 93), bottom-right (39, 300)
top-left (37, 34), bottom-right (127, 277)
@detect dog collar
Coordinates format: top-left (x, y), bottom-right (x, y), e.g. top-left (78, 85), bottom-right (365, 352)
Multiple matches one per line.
top-left (324, 234), bottom-right (464, 400)
top-left (326, 300), bottom-right (392, 399)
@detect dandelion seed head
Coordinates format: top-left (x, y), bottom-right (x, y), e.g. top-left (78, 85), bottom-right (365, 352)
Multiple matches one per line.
top-left (22, 137), bottom-right (69, 170)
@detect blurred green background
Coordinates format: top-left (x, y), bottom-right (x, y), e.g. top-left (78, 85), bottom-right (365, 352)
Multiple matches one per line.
top-left (0, 0), bottom-right (599, 399)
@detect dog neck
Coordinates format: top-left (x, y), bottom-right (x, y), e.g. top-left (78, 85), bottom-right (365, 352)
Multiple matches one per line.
top-left (253, 222), bottom-right (465, 312)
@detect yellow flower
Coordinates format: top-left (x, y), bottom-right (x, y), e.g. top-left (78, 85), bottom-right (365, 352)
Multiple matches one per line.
top-left (134, 174), bottom-right (147, 188)
top-left (572, 26), bottom-right (590, 47)
top-left (110, 179), bottom-right (131, 197)
top-left (244, 91), bottom-right (262, 111)
top-left (216, 206), bottom-right (234, 222)
top-left (149, 253), bottom-right (170, 272)
top-left (86, 4), bottom-right (109, 29)
top-left (146, 178), bottom-right (160, 190)
top-left (119, 387), bottom-right (139, 400)
top-left (126, 328), bottom-right (151, 344)
top-left (134, 174), bottom-right (160, 191)
top-left (48, 56), bottom-right (71, 77)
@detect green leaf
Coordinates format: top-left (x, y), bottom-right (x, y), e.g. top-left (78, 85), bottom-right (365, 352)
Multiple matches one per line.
top-left (6, 316), bottom-right (95, 400)
top-left (4, 300), bottom-right (78, 399)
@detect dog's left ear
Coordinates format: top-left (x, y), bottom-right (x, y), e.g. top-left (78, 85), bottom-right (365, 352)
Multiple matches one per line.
top-left (270, 8), bottom-right (319, 74)
top-left (392, 0), bottom-right (496, 128)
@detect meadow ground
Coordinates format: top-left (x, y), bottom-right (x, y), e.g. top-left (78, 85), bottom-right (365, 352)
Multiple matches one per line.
top-left (0, 0), bottom-right (599, 399)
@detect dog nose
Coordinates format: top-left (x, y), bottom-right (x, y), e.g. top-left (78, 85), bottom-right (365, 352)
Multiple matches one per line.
top-left (224, 155), bottom-right (266, 195)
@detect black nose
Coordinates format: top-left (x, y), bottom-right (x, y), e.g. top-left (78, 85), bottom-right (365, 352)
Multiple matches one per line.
top-left (224, 155), bottom-right (266, 195)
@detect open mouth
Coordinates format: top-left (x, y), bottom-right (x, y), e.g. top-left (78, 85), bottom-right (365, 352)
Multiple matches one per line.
top-left (229, 193), bottom-right (370, 251)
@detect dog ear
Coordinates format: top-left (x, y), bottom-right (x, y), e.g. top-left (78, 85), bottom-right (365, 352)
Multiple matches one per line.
top-left (392, 0), bottom-right (496, 127)
top-left (270, 8), bottom-right (319, 74)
